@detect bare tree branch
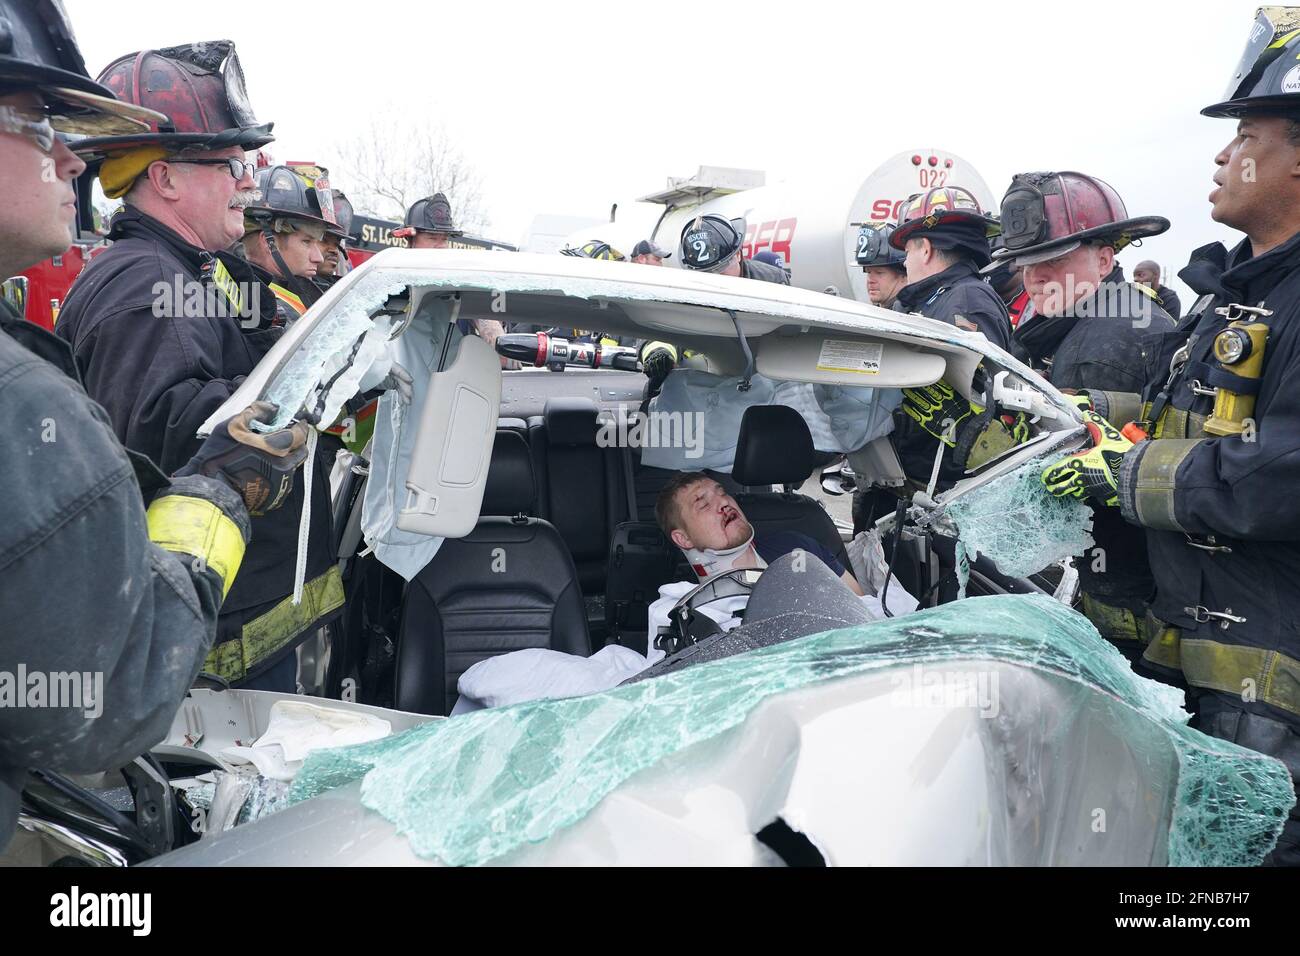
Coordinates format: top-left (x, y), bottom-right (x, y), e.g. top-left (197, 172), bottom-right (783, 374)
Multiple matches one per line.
top-left (332, 107), bottom-right (490, 234)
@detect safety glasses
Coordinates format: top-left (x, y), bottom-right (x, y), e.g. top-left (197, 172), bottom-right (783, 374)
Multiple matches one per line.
top-left (0, 104), bottom-right (56, 153)
top-left (170, 157), bottom-right (255, 180)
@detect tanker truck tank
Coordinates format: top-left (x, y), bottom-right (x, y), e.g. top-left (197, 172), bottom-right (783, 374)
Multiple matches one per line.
top-left (561, 151), bottom-right (995, 302)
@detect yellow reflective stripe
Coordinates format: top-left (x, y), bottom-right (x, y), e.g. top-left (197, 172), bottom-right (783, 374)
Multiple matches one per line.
top-left (1269, 28), bottom-right (1300, 49)
top-left (1180, 639), bottom-right (1300, 718)
top-left (211, 260), bottom-right (244, 317)
top-left (1152, 406), bottom-right (1209, 440)
top-left (1132, 438), bottom-right (1202, 531)
top-left (1080, 593), bottom-right (1148, 645)
top-left (1142, 623), bottom-right (1183, 673)
top-left (268, 283), bottom-right (306, 315)
top-left (1095, 390), bottom-right (1144, 427)
top-left (202, 566), bottom-right (345, 682)
top-left (146, 495), bottom-right (246, 599)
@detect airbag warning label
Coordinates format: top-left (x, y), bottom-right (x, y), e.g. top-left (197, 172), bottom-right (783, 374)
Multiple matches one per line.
top-left (816, 339), bottom-right (883, 374)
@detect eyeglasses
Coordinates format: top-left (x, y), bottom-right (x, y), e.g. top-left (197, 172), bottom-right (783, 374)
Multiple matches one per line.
top-left (170, 157), bottom-right (255, 180)
top-left (0, 104), bottom-right (56, 153)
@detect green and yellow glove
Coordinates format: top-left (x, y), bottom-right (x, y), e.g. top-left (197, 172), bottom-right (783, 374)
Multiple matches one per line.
top-left (903, 381), bottom-right (1033, 470)
top-left (901, 381), bottom-right (977, 446)
top-left (1041, 409), bottom-right (1132, 507)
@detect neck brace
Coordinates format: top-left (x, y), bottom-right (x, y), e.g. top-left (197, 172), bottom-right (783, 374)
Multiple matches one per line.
top-left (681, 528), bottom-right (766, 581)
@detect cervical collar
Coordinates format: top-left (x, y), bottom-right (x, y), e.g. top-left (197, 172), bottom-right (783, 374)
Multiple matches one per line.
top-left (681, 528), bottom-right (766, 581)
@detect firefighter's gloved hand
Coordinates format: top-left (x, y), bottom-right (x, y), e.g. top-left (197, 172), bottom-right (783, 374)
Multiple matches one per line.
top-left (640, 341), bottom-right (678, 386)
top-left (1060, 390), bottom-right (1094, 413)
top-left (176, 402), bottom-right (310, 517)
top-left (901, 380), bottom-right (979, 446)
top-left (1041, 409), bottom-right (1132, 507)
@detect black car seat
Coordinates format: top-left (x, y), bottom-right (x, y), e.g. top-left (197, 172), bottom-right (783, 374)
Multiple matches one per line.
top-left (527, 398), bottom-right (625, 637)
top-left (731, 404), bottom-right (850, 568)
top-left (395, 430), bottom-right (591, 716)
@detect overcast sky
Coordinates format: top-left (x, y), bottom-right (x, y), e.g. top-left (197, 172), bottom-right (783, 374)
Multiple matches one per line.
top-left (67, 0), bottom-right (1261, 303)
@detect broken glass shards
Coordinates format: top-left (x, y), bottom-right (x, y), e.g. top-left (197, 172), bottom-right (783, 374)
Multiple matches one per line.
top-left (945, 454), bottom-right (1095, 594)
top-left (288, 594), bottom-right (1294, 867)
top-left (258, 270), bottom-right (416, 430)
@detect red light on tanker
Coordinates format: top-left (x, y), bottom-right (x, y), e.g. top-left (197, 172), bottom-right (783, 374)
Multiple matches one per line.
top-left (928, 156), bottom-right (938, 167)
top-left (945, 159), bottom-right (953, 169)
top-left (911, 155), bottom-right (922, 166)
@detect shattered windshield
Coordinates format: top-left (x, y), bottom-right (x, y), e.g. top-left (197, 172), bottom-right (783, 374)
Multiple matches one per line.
top-left (287, 593), bottom-right (1294, 867)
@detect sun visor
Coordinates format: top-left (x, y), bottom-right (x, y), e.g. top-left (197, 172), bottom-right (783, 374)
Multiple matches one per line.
top-left (394, 333), bottom-right (500, 538)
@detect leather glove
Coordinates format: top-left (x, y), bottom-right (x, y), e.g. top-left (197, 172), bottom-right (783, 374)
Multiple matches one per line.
top-left (1041, 409), bottom-right (1132, 507)
top-left (176, 401), bottom-right (311, 516)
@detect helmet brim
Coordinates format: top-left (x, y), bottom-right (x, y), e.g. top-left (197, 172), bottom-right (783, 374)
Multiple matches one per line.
top-left (991, 216), bottom-right (1170, 269)
top-left (1201, 95), bottom-right (1300, 118)
top-left (70, 123), bottom-right (275, 161)
top-left (0, 61), bottom-right (168, 135)
top-left (890, 212), bottom-right (1000, 250)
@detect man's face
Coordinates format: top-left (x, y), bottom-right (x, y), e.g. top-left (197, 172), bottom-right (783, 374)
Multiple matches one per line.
top-left (1023, 243), bottom-right (1112, 317)
top-left (1210, 117), bottom-right (1300, 232)
top-left (0, 92), bottom-right (87, 274)
top-left (903, 237), bottom-right (945, 283)
top-left (634, 253), bottom-right (664, 266)
top-left (164, 146), bottom-right (255, 251)
top-left (718, 256), bottom-right (742, 277)
top-left (275, 227), bottom-right (324, 279)
top-left (865, 266), bottom-right (906, 305)
top-left (669, 479), bottom-right (753, 552)
top-left (1132, 264), bottom-right (1158, 289)
top-left (410, 231), bottom-right (449, 249)
top-left (320, 234), bottom-right (342, 276)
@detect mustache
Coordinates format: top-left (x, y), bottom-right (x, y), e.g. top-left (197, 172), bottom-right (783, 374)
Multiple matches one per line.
top-left (228, 189), bottom-right (259, 210)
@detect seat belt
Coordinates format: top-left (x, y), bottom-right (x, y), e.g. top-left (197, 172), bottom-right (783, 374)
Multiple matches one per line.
top-left (620, 444), bottom-right (639, 522)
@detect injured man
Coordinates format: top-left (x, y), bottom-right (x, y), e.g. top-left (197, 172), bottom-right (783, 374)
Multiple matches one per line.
top-left (655, 471), bottom-right (865, 595)
top-left (450, 474), bottom-right (916, 715)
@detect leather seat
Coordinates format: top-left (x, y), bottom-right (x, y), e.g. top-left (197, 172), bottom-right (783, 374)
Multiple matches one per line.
top-left (395, 430), bottom-right (591, 716)
top-left (731, 405), bottom-right (850, 567)
top-left (527, 397), bottom-right (623, 595)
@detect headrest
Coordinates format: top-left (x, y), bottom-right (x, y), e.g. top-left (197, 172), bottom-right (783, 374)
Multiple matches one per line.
top-left (544, 396), bottom-right (600, 446)
top-left (481, 431), bottom-right (536, 516)
top-left (732, 405), bottom-right (816, 486)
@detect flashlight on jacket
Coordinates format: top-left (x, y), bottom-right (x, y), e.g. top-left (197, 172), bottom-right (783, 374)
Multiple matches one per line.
top-left (1203, 310), bottom-right (1270, 437)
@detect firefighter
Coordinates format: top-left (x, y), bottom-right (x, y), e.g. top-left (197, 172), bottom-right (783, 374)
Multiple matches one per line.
top-left (1132, 259), bottom-right (1183, 320)
top-left (1040, 8), bottom-right (1300, 865)
top-left (890, 187), bottom-right (1020, 497)
top-left (855, 223), bottom-right (908, 309)
top-left (55, 42), bottom-right (350, 692)
top-left (396, 192), bottom-right (507, 347)
top-left (891, 186), bottom-right (1010, 348)
top-left (678, 214), bottom-right (791, 284)
top-left (241, 164), bottom-right (337, 319)
top-left (394, 191), bottom-right (461, 250)
top-left (0, 3), bottom-right (308, 850)
top-left (315, 189), bottom-right (356, 290)
top-left (989, 170), bottom-right (1174, 661)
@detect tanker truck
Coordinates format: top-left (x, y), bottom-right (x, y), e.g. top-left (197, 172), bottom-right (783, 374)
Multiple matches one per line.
top-left (561, 149), bottom-right (996, 303)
